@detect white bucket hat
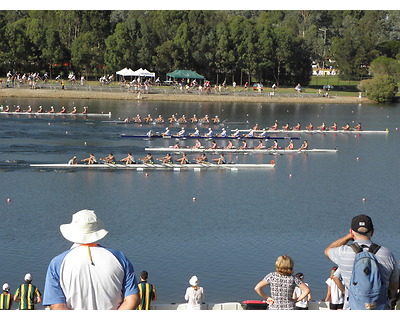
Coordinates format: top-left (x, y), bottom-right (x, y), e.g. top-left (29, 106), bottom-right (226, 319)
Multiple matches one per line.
top-left (189, 275), bottom-right (198, 286)
top-left (24, 273), bottom-right (32, 281)
top-left (60, 209), bottom-right (108, 244)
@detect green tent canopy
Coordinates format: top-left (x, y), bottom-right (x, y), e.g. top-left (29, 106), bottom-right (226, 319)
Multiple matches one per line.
top-left (166, 70), bottom-right (205, 79)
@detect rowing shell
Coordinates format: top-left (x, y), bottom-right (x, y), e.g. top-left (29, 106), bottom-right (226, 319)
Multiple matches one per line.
top-left (231, 129), bottom-right (389, 134)
top-left (30, 163), bottom-right (275, 170)
top-left (0, 111), bottom-right (112, 117)
top-left (120, 134), bottom-right (299, 140)
top-left (144, 147), bottom-right (338, 154)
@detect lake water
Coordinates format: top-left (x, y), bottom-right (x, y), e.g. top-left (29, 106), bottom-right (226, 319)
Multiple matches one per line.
top-left (0, 96), bottom-right (400, 308)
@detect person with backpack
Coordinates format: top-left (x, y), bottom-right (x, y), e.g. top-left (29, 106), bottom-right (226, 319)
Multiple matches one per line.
top-left (324, 214), bottom-right (399, 310)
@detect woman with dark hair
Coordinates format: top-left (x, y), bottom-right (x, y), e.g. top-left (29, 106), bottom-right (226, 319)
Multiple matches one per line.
top-left (254, 255), bottom-right (311, 310)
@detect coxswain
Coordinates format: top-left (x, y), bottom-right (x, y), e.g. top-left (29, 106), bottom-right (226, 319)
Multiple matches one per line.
top-left (70, 106), bottom-right (77, 114)
top-left (205, 128), bottom-right (213, 138)
top-left (269, 139), bottom-right (280, 150)
top-left (255, 140), bottom-right (265, 149)
top-left (144, 114), bottom-right (153, 123)
top-left (330, 122), bottom-right (338, 131)
top-left (342, 123), bottom-right (351, 131)
top-left (60, 106), bottom-right (66, 113)
top-left (140, 153), bottom-right (154, 164)
top-left (306, 123), bottom-right (314, 131)
top-left (292, 122), bottom-right (301, 130)
top-left (157, 153), bottom-right (173, 164)
top-left (82, 106), bottom-right (88, 114)
top-left (282, 123), bottom-right (290, 130)
top-left (120, 152), bottom-right (135, 164)
top-left (162, 127), bottom-right (171, 137)
top-left (298, 140), bottom-right (309, 150)
top-left (226, 140), bottom-right (234, 149)
top-left (190, 127), bottom-right (200, 137)
top-left (285, 140), bottom-right (295, 150)
top-left (15, 105), bottom-right (21, 112)
top-left (354, 123), bottom-right (362, 131)
top-left (168, 114), bottom-right (177, 123)
top-left (270, 121), bottom-right (279, 130)
top-left (177, 127), bottom-right (186, 137)
top-left (177, 153), bottom-right (189, 164)
top-left (212, 115), bottom-right (220, 124)
top-left (81, 153), bottom-right (97, 164)
top-left (49, 106), bottom-right (55, 113)
top-left (219, 128), bottom-right (227, 137)
top-left (194, 153), bottom-right (208, 164)
top-left (190, 114), bottom-right (198, 123)
top-left (101, 153), bottom-right (116, 164)
top-left (213, 154), bottom-right (225, 164)
top-left (68, 156), bottom-right (78, 165)
top-left (146, 130), bottom-right (153, 138)
top-left (155, 115), bottom-right (164, 123)
top-left (178, 115), bottom-right (187, 123)
top-left (318, 122), bottom-right (326, 131)
top-left (210, 140), bottom-right (218, 149)
top-left (239, 140), bottom-right (248, 150)
top-left (193, 139), bottom-right (202, 149)
top-left (37, 106), bottom-right (44, 113)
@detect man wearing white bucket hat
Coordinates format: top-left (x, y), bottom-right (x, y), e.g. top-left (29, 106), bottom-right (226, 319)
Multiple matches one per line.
top-left (42, 209), bottom-right (140, 310)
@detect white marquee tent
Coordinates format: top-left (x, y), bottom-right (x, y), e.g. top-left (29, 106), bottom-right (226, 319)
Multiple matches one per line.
top-left (116, 67), bottom-right (136, 76)
top-left (133, 68), bottom-right (156, 77)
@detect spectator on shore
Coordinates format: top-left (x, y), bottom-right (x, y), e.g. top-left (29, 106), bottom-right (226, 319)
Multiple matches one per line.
top-left (0, 283), bottom-right (13, 310)
top-left (14, 273), bottom-right (42, 310)
top-left (323, 266), bottom-right (344, 310)
top-left (184, 276), bottom-right (204, 310)
top-left (293, 272), bottom-right (312, 310)
top-left (254, 255), bottom-right (311, 310)
top-left (42, 209), bottom-right (140, 310)
top-left (324, 214), bottom-right (399, 309)
top-left (137, 271), bottom-right (157, 310)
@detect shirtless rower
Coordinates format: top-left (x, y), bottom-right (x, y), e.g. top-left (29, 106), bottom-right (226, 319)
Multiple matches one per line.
top-left (120, 152), bottom-right (135, 164)
top-left (255, 140), bottom-right (265, 149)
top-left (162, 127), bottom-right (171, 137)
top-left (155, 115), bottom-right (164, 123)
top-left (200, 115), bottom-right (209, 123)
top-left (285, 140), bottom-right (295, 150)
top-left (133, 114), bottom-right (142, 123)
top-left (282, 123), bottom-right (290, 130)
top-left (190, 127), bottom-right (200, 137)
top-left (330, 122), bottom-right (338, 131)
top-left (81, 153), bottom-right (97, 164)
top-left (140, 153), bottom-right (154, 164)
top-left (318, 122), bottom-right (326, 131)
top-left (144, 114), bottom-right (153, 123)
top-left (168, 114), bottom-right (177, 123)
top-left (157, 153), bottom-right (173, 164)
top-left (213, 154), bottom-right (225, 164)
top-left (292, 122), bottom-right (301, 130)
top-left (268, 139), bottom-right (280, 150)
top-left (190, 114), bottom-right (198, 123)
top-left (194, 153), bottom-right (208, 164)
top-left (176, 153), bottom-right (189, 164)
top-left (306, 123), bottom-right (314, 131)
top-left (298, 140), bottom-right (309, 150)
top-left (211, 115), bottom-right (220, 124)
top-left (193, 139), bottom-right (202, 149)
top-left (101, 153), bottom-right (116, 164)
top-left (342, 123), bottom-right (351, 131)
top-left (68, 156), bottom-right (78, 165)
top-left (178, 115), bottom-right (187, 123)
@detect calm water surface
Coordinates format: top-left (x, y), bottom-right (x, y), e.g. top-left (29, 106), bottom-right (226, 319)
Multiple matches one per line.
top-left (0, 97), bottom-right (400, 307)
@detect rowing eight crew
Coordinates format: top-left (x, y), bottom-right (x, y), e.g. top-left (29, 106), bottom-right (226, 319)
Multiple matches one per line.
top-left (124, 113), bottom-right (221, 124)
top-left (262, 121), bottom-right (362, 131)
top-left (159, 127), bottom-right (261, 138)
top-left (1, 105), bottom-right (89, 114)
top-left (69, 152), bottom-right (228, 166)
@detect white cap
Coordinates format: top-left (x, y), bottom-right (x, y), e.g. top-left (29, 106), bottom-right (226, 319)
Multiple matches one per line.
top-left (24, 273), bottom-right (32, 281)
top-left (189, 275), bottom-right (198, 286)
top-left (2, 283), bottom-right (10, 291)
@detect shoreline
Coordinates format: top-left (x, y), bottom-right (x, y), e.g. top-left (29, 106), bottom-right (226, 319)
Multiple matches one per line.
top-left (0, 87), bottom-right (372, 104)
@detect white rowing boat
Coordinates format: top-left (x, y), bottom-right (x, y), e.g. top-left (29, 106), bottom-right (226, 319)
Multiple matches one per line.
top-left (144, 147), bottom-right (338, 154)
top-left (231, 129), bottom-right (389, 134)
top-left (30, 163), bottom-right (275, 170)
top-left (0, 111), bottom-right (112, 117)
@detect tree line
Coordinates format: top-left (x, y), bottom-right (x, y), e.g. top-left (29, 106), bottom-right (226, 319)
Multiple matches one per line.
top-left (1, 10), bottom-right (400, 87)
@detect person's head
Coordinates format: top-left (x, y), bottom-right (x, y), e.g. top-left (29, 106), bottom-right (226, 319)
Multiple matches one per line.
top-left (275, 255), bottom-right (294, 276)
top-left (189, 275), bottom-right (199, 288)
top-left (350, 214), bottom-right (374, 239)
top-left (296, 272), bottom-right (304, 280)
top-left (330, 266), bottom-right (338, 279)
top-left (24, 273), bottom-right (32, 283)
top-left (140, 271), bottom-right (149, 281)
top-left (2, 283), bottom-right (10, 293)
top-left (60, 209), bottom-right (108, 244)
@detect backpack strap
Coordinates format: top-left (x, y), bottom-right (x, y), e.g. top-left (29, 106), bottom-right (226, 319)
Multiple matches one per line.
top-left (368, 243), bottom-right (381, 254)
top-left (349, 242), bottom-right (381, 254)
top-left (349, 242), bottom-right (362, 253)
